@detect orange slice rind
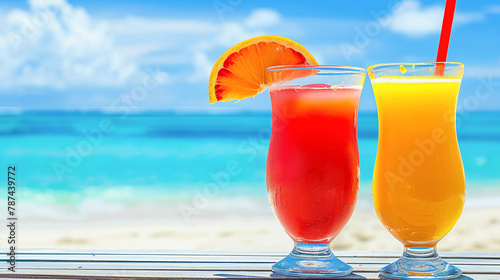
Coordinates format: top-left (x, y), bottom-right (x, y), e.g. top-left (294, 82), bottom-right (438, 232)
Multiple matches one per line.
top-left (209, 35), bottom-right (318, 103)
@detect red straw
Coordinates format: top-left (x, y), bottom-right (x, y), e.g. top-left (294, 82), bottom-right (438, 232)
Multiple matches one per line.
top-left (435, 0), bottom-right (457, 75)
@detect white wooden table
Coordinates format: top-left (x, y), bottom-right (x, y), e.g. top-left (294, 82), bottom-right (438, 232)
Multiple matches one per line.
top-left (1, 250), bottom-right (499, 279)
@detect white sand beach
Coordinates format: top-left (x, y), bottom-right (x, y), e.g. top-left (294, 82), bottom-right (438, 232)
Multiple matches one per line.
top-left (17, 194), bottom-right (500, 252)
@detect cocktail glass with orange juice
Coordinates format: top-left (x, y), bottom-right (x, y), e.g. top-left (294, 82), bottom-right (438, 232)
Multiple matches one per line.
top-left (369, 62), bottom-right (465, 279)
top-left (266, 65), bottom-right (365, 276)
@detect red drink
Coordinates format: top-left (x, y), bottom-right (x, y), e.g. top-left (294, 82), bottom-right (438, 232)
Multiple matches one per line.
top-left (267, 84), bottom-right (361, 243)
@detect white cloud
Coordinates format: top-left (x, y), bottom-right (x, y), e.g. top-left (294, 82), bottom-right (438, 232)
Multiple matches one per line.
top-left (0, 0), bottom-right (137, 90)
top-left (454, 12), bottom-right (485, 25)
top-left (107, 17), bottom-right (219, 35)
top-left (103, 9), bottom-right (282, 85)
top-left (190, 51), bottom-right (213, 83)
top-left (387, 0), bottom-right (444, 37)
top-left (385, 0), bottom-right (484, 37)
top-left (0, 2), bottom-right (285, 91)
top-left (245, 9), bottom-right (282, 28)
top-left (486, 5), bottom-right (500, 14)
top-left (464, 65), bottom-right (500, 78)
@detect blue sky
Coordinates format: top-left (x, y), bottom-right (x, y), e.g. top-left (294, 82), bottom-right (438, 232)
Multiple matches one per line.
top-left (1, 0), bottom-right (499, 111)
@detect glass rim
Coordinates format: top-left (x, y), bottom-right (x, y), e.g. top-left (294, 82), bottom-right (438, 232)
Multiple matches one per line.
top-left (368, 62), bottom-right (463, 71)
top-left (266, 64), bottom-right (366, 74)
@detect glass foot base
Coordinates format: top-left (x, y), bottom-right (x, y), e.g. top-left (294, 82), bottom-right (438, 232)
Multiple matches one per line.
top-left (272, 243), bottom-right (352, 277)
top-left (380, 247), bottom-right (462, 279)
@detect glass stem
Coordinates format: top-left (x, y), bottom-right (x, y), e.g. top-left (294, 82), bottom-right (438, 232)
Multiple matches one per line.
top-left (399, 246), bottom-right (446, 274)
top-left (271, 242), bottom-right (353, 276)
top-left (291, 243), bottom-right (333, 259)
top-left (379, 246), bottom-right (462, 278)
top-left (402, 247), bottom-right (440, 262)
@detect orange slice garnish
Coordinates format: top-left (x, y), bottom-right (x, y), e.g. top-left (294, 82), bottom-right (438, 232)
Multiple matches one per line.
top-left (209, 35), bottom-right (318, 103)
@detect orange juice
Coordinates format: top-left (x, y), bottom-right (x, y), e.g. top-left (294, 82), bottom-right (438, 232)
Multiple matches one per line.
top-left (372, 77), bottom-right (466, 247)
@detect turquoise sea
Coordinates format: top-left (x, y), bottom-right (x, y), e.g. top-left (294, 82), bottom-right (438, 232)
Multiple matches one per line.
top-left (1, 111), bottom-right (499, 222)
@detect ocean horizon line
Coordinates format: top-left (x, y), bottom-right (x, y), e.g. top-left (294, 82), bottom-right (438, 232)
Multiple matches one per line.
top-left (1, 107), bottom-right (500, 115)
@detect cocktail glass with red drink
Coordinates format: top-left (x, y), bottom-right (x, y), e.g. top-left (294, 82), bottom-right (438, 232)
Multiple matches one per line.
top-left (266, 65), bottom-right (366, 277)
